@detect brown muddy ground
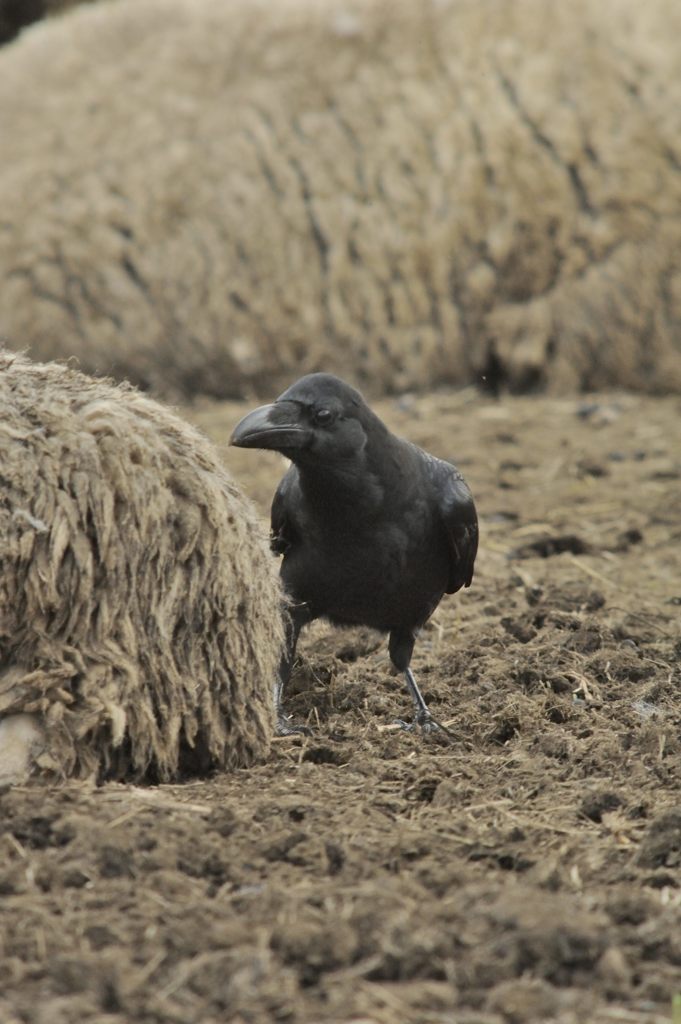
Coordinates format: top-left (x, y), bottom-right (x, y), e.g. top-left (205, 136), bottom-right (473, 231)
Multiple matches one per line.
top-left (2, 389), bottom-right (681, 1024)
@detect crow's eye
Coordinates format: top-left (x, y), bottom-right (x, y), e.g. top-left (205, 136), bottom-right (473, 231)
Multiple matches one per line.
top-left (313, 408), bottom-right (333, 426)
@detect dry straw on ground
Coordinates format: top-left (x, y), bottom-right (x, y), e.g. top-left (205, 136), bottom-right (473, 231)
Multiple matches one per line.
top-left (0, 350), bottom-right (282, 783)
top-left (0, 0), bottom-right (680, 397)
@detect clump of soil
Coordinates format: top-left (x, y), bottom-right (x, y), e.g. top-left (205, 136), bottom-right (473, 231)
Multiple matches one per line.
top-left (1, 391), bottom-right (680, 1023)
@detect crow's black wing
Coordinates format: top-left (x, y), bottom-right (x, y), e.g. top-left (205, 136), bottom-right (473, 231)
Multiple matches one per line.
top-left (270, 465), bottom-right (300, 556)
top-left (422, 452), bottom-right (478, 594)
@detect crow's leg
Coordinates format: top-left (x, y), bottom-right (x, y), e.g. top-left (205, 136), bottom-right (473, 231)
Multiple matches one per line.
top-left (395, 667), bottom-right (440, 733)
top-left (401, 667), bottom-right (438, 731)
top-left (275, 601), bottom-right (314, 735)
top-left (388, 630), bottom-right (439, 733)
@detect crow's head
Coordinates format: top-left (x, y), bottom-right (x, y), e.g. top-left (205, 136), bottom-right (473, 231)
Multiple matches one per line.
top-left (230, 373), bottom-right (377, 463)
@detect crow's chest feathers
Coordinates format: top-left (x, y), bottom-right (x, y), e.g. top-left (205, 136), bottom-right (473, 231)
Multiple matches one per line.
top-left (282, 492), bottom-right (447, 627)
top-left (297, 462), bottom-right (384, 522)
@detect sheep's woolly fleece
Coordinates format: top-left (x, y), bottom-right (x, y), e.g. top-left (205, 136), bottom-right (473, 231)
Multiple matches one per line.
top-left (0, 0), bottom-right (101, 47)
top-left (0, 0), bottom-right (680, 397)
top-left (0, 351), bottom-right (283, 782)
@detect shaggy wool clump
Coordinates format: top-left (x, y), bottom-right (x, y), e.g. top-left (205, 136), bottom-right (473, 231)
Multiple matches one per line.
top-left (0, 350), bottom-right (283, 782)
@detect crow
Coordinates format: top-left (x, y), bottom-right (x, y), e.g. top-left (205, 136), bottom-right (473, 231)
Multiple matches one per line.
top-left (230, 373), bottom-right (478, 735)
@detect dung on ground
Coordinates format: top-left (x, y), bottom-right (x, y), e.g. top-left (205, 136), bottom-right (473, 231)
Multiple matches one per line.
top-left (1, 390), bottom-right (679, 1024)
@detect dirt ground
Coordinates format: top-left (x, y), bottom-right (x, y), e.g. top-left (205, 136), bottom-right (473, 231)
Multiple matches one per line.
top-left (1, 388), bottom-right (680, 1024)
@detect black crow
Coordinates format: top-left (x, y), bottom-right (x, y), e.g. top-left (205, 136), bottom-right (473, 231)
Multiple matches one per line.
top-left (230, 373), bottom-right (478, 734)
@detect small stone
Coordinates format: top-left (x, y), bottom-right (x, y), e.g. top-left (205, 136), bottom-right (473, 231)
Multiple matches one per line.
top-left (597, 946), bottom-right (631, 985)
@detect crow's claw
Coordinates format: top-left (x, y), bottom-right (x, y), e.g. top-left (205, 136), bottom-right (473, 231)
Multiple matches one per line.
top-left (393, 714), bottom-right (440, 734)
top-left (276, 716), bottom-right (312, 737)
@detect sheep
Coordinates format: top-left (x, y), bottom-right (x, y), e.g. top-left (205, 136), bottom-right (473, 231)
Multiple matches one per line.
top-left (0, 0), bottom-right (680, 398)
top-left (0, 0), bottom-right (101, 47)
top-left (0, 349), bottom-right (283, 783)
top-left (0, 714), bottom-right (46, 786)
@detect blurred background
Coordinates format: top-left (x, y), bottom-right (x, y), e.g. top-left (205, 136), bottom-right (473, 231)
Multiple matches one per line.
top-left (0, 0), bottom-right (679, 401)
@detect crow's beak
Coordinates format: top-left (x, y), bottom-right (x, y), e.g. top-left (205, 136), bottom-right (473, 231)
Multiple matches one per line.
top-left (229, 401), bottom-right (309, 451)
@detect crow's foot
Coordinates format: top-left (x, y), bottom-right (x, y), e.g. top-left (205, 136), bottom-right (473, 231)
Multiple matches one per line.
top-left (393, 712), bottom-right (440, 734)
top-left (276, 716), bottom-right (312, 737)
